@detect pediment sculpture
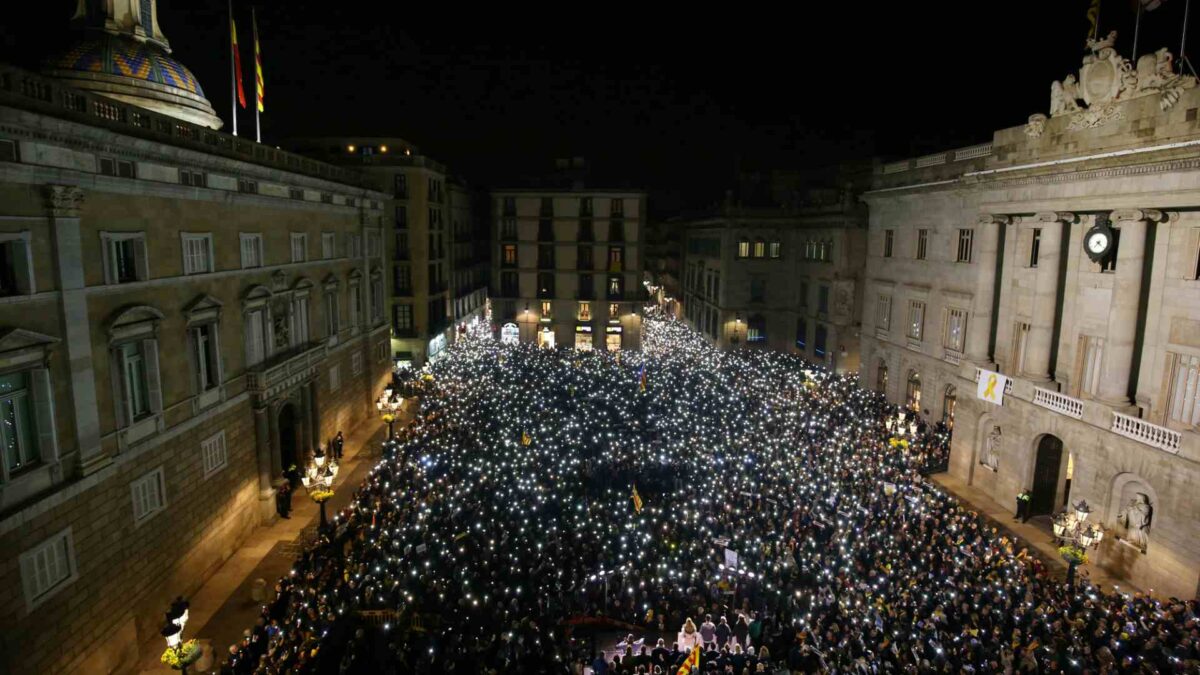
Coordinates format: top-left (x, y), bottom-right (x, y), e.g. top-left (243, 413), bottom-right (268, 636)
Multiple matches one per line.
top-left (1039, 31), bottom-right (1197, 134)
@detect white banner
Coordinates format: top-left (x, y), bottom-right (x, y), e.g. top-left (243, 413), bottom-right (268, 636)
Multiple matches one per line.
top-left (724, 548), bottom-right (739, 570)
top-left (976, 369), bottom-right (1007, 406)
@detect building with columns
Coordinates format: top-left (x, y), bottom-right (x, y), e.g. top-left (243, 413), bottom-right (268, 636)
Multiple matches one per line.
top-left (0, 5), bottom-right (391, 673)
top-left (861, 38), bottom-right (1200, 597)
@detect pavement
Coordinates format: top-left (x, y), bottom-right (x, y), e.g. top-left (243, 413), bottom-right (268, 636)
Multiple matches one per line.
top-left (135, 419), bottom-right (389, 674)
top-left (928, 471), bottom-right (1143, 595)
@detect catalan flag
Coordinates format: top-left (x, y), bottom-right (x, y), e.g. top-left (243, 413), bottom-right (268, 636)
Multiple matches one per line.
top-left (638, 363), bottom-right (647, 392)
top-left (252, 8), bottom-right (264, 112)
top-left (230, 18), bottom-right (246, 108)
top-left (676, 644), bottom-right (700, 675)
top-left (631, 485), bottom-right (643, 513)
top-left (521, 431), bottom-right (531, 446)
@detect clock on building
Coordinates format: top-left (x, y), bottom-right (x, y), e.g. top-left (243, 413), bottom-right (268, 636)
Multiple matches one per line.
top-left (1084, 221), bottom-right (1114, 263)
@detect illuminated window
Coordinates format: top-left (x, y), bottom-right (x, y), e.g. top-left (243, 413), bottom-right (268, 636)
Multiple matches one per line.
top-left (578, 302), bottom-right (591, 321)
top-left (753, 239), bottom-right (765, 258)
top-left (907, 301), bottom-right (925, 341)
top-left (541, 300), bottom-right (552, 319)
top-left (737, 240), bottom-right (749, 258)
top-left (609, 303), bottom-right (619, 320)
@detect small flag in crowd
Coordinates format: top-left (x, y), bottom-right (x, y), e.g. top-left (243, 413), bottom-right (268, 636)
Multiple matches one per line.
top-left (676, 645), bottom-right (700, 675)
top-left (632, 485), bottom-right (643, 513)
top-left (521, 431), bottom-right (531, 446)
top-left (639, 364), bottom-right (648, 392)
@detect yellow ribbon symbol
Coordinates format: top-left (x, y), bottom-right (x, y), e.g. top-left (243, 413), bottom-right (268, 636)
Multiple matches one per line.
top-left (983, 374), bottom-right (998, 400)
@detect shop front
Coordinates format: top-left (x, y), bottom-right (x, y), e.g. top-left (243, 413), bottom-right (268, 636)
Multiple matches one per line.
top-left (606, 324), bottom-right (622, 352)
top-left (575, 325), bottom-right (593, 351)
top-left (538, 326), bottom-right (556, 349)
top-left (500, 322), bottom-right (519, 345)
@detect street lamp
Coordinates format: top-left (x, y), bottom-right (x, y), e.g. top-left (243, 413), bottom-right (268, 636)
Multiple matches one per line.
top-left (159, 596), bottom-right (198, 674)
top-left (377, 387), bottom-right (401, 439)
top-left (300, 445), bottom-right (339, 530)
top-left (1052, 499), bottom-right (1105, 587)
top-left (731, 314), bottom-right (742, 346)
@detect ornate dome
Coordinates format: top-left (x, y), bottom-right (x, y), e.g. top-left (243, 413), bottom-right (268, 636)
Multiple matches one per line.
top-left (45, 33), bottom-right (222, 130)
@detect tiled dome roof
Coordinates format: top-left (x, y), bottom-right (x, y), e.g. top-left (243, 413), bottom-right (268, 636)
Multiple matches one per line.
top-left (50, 33), bottom-right (205, 97)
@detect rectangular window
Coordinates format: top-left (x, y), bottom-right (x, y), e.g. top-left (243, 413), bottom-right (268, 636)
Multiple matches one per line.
top-left (737, 240), bottom-right (749, 258)
top-left (877, 295), bottom-right (892, 331)
top-left (348, 233), bottom-right (363, 259)
top-left (329, 364), bottom-right (341, 392)
top-left (289, 187), bottom-right (304, 200)
top-left (815, 325), bottom-right (828, 358)
top-left (394, 174), bottom-right (408, 198)
top-left (610, 198), bottom-right (624, 216)
top-left (291, 297), bottom-right (310, 345)
top-left (1101, 228), bottom-right (1121, 273)
top-left (608, 276), bottom-right (623, 298)
top-left (201, 430), bottom-right (227, 478)
top-left (539, 244), bottom-right (555, 269)
top-left (818, 286), bottom-right (830, 314)
top-left (320, 192), bottom-right (333, 204)
top-left (20, 528), bottom-right (76, 610)
top-left (99, 157), bottom-right (135, 178)
top-left (907, 301), bottom-right (925, 341)
top-left (753, 240), bottom-right (766, 258)
top-left (1168, 353), bottom-right (1200, 426)
top-left (502, 196), bottom-right (516, 215)
top-left (351, 351), bottom-right (363, 375)
top-left (237, 178), bottom-right (258, 194)
top-left (799, 281), bottom-right (809, 308)
top-left (180, 169), bottom-right (206, 187)
top-left (181, 233), bottom-right (213, 275)
top-left (578, 245), bottom-right (593, 270)
top-left (367, 231), bottom-right (381, 258)
top-left (502, 244), bottom-right (517, 266)
top-left (192, 324), bottom-right (219, 392)
top-left (578, 301), bottom-right (591, 321)
top-left (956, 229), bottom-right (974, 263)
top-left (795, 317), bottom-right (807, 350)
top-left (1012, 321), bottom-right (1030, 374)
top-left (1079, 335), bottom-right (1105, 397)
top-left (349, 283), bottom-right (362, 327)
top-left (370, 277), bottom-right (383, 322)
top-left (1030, 228), bottom-right (1042, 268)
top-left (324, 291), bottom-right (339, 338)
top-left (608, 246), bottom-right (623, 271)
top-left (290, 233), bottom-right (307, 263)
top-left (916, 229), bottom-right (928, 260)
top-left (501, 218), bottom-right (516, 239)
top-left (239, 233), bottom-right (263, 269)
top-left (0, 371), bottom-right (36, 476)
top-left (102, 232), bottom-right (147, 284)
top-left (609, 303), bottom-right (620, 320)
top-left (750, 279), bottom-right (766, 303)
top-left (541, 300), bottom-right (552, 319)
top-left (944, 308), bottom-right (967, 352)
top-left (322, 232), bottom-right (337, 259)
top-left (130, 467), bottom-right (166, 524)
top-left (769, 241), bottom-right (781, 258)
top-left (883, 230), bottom-right (894, 258)
top-left (394, 304), bottom-right (414, 331)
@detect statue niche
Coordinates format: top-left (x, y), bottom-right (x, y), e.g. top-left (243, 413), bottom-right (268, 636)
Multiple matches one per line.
top-left (1117, 492), bottom-right (1153, 553)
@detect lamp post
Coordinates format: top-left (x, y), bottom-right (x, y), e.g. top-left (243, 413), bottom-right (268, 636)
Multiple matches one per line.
top-left (159, 596), bottom-right (198, 674)
top-left (377, 387), bottom-right (401, 440)
top-left (731, 313), bottom-right (742, 347)
top-left (1052, 499), bottom-right (1105, 587)
top-left (300, 445), bottom-right (338, 531)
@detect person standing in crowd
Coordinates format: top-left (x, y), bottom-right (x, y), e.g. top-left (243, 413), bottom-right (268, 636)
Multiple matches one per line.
top-left (275, 481), bottom-right (291, 519)
top-left (333, 430), bottom-right (345, 461)
top-left (1015, 488), bottom-right (1032, 523)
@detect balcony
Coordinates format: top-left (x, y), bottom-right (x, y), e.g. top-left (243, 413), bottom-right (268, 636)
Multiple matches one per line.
top-left (906, 336), bottom-right (922, 352)
top-left (245, 343), bottom-right (326, 403)
top-left (943, 347), bottom-right (963, 366)
top-left (1033, 387), bottom-right (1083, 419)
top-left (1111, 412), bottom-right (1181, 454)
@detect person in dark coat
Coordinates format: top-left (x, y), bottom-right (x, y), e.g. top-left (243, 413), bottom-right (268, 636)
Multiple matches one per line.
top-left (333, 430), bottom-right (345, 460)
top-left (275, 482), bottom-right (292, 519)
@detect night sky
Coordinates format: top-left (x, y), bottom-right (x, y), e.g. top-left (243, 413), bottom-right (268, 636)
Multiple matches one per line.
top-left (2, 1), bottom-right (1195, 210)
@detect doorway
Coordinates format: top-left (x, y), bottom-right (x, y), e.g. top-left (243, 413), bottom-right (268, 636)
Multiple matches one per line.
top-left (279, 402), bottom-right (299, 477)
top-left (1030, 434), bottom-right (1065, 516)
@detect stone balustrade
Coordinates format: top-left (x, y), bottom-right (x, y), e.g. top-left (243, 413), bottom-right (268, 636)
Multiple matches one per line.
top-left (943, 347), bottom-right (963, 366)
top-left (1033, 386), bottom-right (1084, 419)
top-left (1111, 411), bottom-right (1182, 454)
top-left (245, 344), bottom-right (326, 402)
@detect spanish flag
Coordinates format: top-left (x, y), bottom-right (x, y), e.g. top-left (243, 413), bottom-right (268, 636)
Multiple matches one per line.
top-left (631, 485), bottom-right (643, 513)
top-left (230, 18), bottom-right (246, 108)
top-left (521, 431), bottom-right (531, 446)
top-left (252, 9), bottom-right (264, 112)
top-left (676, 644), bottom-right (700, 675)
top-left (638, 364), bottom-right (647, 392)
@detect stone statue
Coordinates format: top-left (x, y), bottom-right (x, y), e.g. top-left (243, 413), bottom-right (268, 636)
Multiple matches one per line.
top-left (981, 426), bottom-right (1001, 471)
top-left (1025, 114), bottom-right (1047, 139)
top-left (1119, 493), bottom-right (1153, 552)
top-left (1087, 30), bottom-right (1118, 54)
top-left (1050, 78), bottom-right (1082, 117)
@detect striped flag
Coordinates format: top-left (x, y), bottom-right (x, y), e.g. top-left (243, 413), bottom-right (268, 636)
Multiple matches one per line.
top-left (230, 18), bottom-right (246, 108)
top-left (638, 364), bottom-right (647, 392)
top-left (631, 485), bottom-right (643, 513)
top-left (521, 431), bottom-right (531, 446)
top-left (252, 9), bottom-right (264, 112)
top-left (676, 644), bottom-right (700, 675)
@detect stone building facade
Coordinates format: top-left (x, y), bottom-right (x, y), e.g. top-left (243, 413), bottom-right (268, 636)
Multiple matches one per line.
top-left (861, 39), bottom-right (1200, 598)
top-left (490, 189), bottom-right (646, 351)
top-left (680, 196), bottom-right (867, 374)
top-left (0, 62), bottom-right (391, 674)
top-left (285, 138), bottom-right (489, 366)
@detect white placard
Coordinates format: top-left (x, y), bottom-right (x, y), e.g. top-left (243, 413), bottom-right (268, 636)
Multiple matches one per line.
top-left (724, 548), bottom-right (738, 570)
top-left (976, 369), bottom-right (1007, 406)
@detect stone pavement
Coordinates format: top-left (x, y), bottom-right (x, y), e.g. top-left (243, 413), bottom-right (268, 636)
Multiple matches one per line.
top-left (929, 471), bottom-right (1144, 596)
top-left (135, 419), bottom-right (388, 674)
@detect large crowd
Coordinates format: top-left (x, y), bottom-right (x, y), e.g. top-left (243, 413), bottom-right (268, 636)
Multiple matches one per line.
top-left (219, 309), bottom-right (1200, 674)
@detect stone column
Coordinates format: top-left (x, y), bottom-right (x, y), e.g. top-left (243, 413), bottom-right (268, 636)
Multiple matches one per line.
top-left (268, 402), bottom-right (283, 479)
top-left (308, 379), bottom-right (321, 457)
top-left (297, 388), bottom-right (312, 463)
top-left (1097, 209), bottom-right (1163, 408)
top-left (965, 214), bottom-right (1009, 367)
top-left (1022, 212), bottom-right (1072, 383)
top-left (45, 186), bottom-right (106, 476)
top-left (253, 405), bottom-right (273, 496)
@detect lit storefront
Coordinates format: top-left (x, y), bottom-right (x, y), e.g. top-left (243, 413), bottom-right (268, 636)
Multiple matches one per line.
top-left (575, 325), bottom-right (593, 351)
top-left (606, 325), bottom-right (622, 351)
top-left (538, 326), bottom-right (556, 349)
top-left (500, 323), bottom-right (519, 345)
top-left (428, 333), bottom-right (447, 362)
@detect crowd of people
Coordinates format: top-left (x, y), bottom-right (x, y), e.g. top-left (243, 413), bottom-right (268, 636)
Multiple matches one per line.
top-left (220, 308), bottom-right (1200, 674)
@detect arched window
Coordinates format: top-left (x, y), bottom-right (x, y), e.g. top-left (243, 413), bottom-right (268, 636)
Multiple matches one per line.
top-left (877, 360), bottom-right (888, 392)
top-left (906, 370), bottom-right (922, 411)
top-left (943, 385), bottom-right (957, 429)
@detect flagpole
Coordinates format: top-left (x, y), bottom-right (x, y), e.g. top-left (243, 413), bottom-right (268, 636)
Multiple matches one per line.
top-left (253, 5), bottom-right (261, 144)
top-left (228, 0), bottom-right (237, 136)
top-left (1183, 0), bottom-right (1193, 74)
top-left (1133, 1), bottom-right (1143, 60)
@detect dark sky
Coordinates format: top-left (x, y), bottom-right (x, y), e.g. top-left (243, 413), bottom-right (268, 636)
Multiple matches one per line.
top-left (2, 1), bottom-right (1195, 208)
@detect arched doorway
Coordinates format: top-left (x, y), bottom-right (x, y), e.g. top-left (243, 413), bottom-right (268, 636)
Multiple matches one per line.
top-left (1031, 434), bottom-right (1065, 516)
top-left (278, 402), bottom-right (299, 476)
top-left (905, 370), bottom-right (921, 411)
top-left (876, 360), bottom-right (888, 393)
top-left (942, 385), bottom-right (957, 429)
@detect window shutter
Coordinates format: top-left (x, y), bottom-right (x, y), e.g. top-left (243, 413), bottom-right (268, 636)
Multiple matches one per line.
top-left (142, 339), bottom-right (163, 414)
top-left (112, 350), bottom-right (130, 428)
top-left (134, 238), bottom-right (148, 281)
top-left (31, 368), bottom-right (58, 464)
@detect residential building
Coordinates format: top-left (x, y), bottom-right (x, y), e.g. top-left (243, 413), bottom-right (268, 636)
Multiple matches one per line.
top-left (285, 138), bottom-right (489, 366)
top-left (860, 40), bottom-right (1200, 597)
top-left (680, 173), bottom-right (868, 373)
top-left (644, 216), bottom-right (684, 318)
top-left (0, 6), bottom-right (391, 673)
top-left (490, 186), bottom-right (646, 351)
